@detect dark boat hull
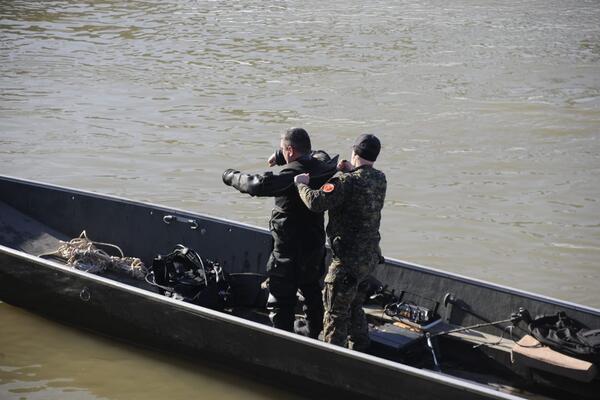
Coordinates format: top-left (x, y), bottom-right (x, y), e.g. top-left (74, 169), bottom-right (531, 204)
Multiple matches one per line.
top-left (1, 175), bottom-right (598, 399)
top-left (0, 247), bottom-right (512, 400)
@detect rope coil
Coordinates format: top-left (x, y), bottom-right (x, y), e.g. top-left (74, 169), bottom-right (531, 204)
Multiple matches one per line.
top-left (40, 230), bottom-right (146, 279)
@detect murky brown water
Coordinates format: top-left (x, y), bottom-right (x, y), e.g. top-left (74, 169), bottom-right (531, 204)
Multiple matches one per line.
top-left (1, 0), bottom-right (599, 398)
top-left (0, 301), bottom-right (305, 400)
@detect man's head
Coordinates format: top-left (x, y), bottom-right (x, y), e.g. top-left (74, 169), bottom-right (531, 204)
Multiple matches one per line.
top-left (280, 127), bottom-right (311, 163)
top-left (351, 133), bottom-right (381, 165)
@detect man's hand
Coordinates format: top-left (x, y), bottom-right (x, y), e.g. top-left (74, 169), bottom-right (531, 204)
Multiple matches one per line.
top-left (294, 173), bottom-right (310, 185)
top-left (267, 152), bottom-right (277, 167)
top-left (337, 159), bottom-right (352, 172)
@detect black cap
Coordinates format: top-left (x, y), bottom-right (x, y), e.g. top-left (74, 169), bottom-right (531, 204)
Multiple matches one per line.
top-left (353, 134), bottom-right (381, 161)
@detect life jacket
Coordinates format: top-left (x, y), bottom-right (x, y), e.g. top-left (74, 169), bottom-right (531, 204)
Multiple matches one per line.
top-left (527, 311), bottom-right (600, 364)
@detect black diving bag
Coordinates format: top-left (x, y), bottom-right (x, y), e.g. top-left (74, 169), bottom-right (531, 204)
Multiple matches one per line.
top-left (527, 311), bottom-right (600, 364)
top-left (150, 245), bottom-right (230, 310)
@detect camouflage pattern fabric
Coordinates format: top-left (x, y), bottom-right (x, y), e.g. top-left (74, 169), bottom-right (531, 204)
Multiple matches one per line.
top-left (322, 254), bottom-right (379, 349)
top-left (297, 165), bottom-right (387, 348)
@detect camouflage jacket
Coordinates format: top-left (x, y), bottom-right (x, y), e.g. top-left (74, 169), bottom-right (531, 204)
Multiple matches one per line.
top-left (297, 165), bottom-right (387, 265)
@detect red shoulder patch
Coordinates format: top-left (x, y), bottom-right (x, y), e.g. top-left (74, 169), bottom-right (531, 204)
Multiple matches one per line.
top-left (321, 183), bottom-right (335, 193)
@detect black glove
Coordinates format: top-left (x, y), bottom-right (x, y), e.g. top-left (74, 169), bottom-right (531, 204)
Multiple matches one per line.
top-left (274, 149), bottom-right (286, 166)
top-left (222, 169), bottom-right (239, 186)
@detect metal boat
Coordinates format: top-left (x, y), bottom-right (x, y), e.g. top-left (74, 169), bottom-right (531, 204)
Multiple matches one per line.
top-left (0, 175), bottom-right (598, 400)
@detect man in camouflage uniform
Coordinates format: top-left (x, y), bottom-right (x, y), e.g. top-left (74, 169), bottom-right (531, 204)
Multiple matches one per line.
top-left (294, 134), bottom-right (386, 350)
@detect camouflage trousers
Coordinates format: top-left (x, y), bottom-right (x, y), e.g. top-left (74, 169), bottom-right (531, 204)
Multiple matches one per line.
top-left (322, 254), bottom-right (378, 350)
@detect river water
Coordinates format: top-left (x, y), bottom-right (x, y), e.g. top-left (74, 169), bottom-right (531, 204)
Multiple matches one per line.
top-left (1, 0), bottom-right (599, 398)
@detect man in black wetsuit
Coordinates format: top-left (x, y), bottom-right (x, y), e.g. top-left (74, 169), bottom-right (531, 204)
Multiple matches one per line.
top-left (222, 128), bottom-right (337, 338)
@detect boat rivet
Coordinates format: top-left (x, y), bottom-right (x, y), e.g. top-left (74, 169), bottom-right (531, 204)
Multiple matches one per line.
top-left (71, 196), bottom-right (75, 200)
top-left (80, 287), bottom-right (91, 302)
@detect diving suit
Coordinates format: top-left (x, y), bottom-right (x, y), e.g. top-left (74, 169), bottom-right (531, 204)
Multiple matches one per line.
top-left (223, 150), bottom-right (338, 338)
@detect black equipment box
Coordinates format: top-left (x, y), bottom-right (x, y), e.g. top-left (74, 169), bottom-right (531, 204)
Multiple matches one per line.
top-left (369, 323), bottom-right (426, 364)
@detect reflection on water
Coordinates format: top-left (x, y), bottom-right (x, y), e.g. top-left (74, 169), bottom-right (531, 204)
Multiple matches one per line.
top-left (1, 0), bottom-right (599, 398)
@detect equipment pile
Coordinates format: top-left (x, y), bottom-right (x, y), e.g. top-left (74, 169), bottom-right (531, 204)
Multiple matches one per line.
top-left (147, 244), bottom-right (231, 310)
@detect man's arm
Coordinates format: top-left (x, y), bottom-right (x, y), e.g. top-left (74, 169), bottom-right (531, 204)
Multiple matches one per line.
top-left (223, 168), bottom-right (295, 197)
top-left (295, 174), bottom-right (346, 213)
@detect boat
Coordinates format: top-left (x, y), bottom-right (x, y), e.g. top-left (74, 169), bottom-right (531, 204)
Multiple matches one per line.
top-left (0, 174), bottom-right (598, 400)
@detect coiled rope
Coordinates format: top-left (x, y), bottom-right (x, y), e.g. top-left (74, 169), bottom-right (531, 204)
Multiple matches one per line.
top-left (39, 230), bottom-right (146, 279)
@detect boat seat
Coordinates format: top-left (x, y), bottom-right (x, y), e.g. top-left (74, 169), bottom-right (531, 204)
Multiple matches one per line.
top-left (511, 334), bottom-right (598, 383)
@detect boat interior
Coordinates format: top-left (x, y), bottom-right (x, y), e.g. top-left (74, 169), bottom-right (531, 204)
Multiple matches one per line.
top-left (1, 176), bottom-right (599, 400)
